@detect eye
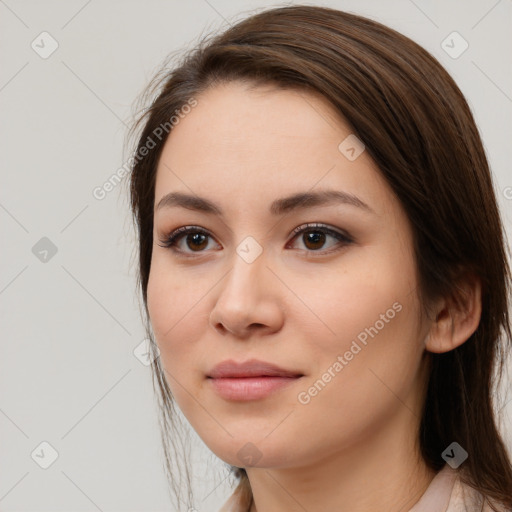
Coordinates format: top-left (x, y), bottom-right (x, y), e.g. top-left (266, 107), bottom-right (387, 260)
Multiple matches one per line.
top-left (157, 225), bottom-right (219, 255)
top-left (287, 223), bottom-right (353, 255)
top-left (157, 223), bottom-right (353, 257)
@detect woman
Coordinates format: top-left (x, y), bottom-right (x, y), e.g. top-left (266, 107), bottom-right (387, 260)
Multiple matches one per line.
top-left (127, 5), bottom-right (512, 511)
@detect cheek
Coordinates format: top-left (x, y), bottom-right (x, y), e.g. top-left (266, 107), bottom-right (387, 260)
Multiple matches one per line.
top-left (147, 262), bottom-right (190, 373)
top-left (147, 258), bottom-right (196, 339)
top-left (293, 247), bottom-right (423, 408)
top-left (146, 259), bottom-right (209, 399)
top-left (291, 297), bottom-right (423, 456)
top-left (147, 264), bottom-right (173, 340)
top-left (294, 252), bottom-right (416, 353)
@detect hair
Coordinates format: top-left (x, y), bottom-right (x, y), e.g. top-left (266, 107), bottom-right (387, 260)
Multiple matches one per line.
top-left (127, 4), bottom-right (512, 511)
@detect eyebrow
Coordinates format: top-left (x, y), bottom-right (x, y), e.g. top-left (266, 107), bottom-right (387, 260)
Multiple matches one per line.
top-left (155, 189), bottom-right (375, 216)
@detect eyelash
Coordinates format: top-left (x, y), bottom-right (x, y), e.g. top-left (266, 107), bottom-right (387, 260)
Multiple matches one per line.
top-left (157, 223), bottom-right (353, 258)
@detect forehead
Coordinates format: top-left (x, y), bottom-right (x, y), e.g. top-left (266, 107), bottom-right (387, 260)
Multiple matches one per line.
top-left (154, 81), bottom-right (392, 218)
top-left (160, 81), bottom-right (349, 163)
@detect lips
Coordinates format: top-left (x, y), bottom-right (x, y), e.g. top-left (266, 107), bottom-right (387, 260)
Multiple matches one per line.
top-left (207, 359), bottom-right (303, 379)
top-left (207, 359), bottom-right (304, 401)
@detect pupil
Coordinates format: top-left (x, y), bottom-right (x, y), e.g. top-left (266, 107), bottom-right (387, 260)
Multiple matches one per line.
top-left (188, 233), bottom-right (207, 250)
top-left (305, 231), bottom-right (325, 250)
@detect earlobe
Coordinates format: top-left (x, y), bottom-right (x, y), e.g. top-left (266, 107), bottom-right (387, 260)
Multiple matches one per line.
top-left (424, 272), bottom-right (482, 354)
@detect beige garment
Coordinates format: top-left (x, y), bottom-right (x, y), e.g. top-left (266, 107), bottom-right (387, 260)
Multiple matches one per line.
top-left (218, 464), bottom-right (510, 512)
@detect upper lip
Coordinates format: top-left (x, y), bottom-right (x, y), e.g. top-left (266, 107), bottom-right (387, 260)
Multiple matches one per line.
top-left (207, 359), bottom-right (304, 378)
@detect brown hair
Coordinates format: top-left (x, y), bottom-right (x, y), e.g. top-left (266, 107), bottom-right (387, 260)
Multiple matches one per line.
top-left (127, 4), bottom-right (512, 510)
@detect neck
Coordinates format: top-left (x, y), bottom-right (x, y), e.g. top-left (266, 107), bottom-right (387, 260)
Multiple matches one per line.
top-left (246, 407), bottom-right (437, 512)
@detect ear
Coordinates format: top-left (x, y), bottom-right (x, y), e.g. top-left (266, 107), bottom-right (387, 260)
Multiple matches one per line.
top-left (424, 271), bottom-right (482, 354)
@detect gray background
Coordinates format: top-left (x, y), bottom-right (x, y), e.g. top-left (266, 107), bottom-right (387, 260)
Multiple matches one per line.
top-left (1, 0), bottom-right (511, 510)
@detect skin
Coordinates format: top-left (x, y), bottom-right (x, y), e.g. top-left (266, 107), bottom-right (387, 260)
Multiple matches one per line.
top-left (147, 81), bottom-right (482, 512)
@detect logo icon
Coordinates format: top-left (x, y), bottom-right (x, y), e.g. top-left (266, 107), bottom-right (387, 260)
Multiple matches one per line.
top-left (31, 441), bottom-right (59, 469)
top-left (442, 441), bottom-right (469, 468)
top-left (133, 338), bottom-right (160, 366)
top-left (338, 134), bottom-right (365, 161)
top-left (32, 237), bottom-right (58, 263)
top-left (236, 236), bottom-right (263, 264)
top-left (31, 32), bottom-right (59, 59)
top-left (237, 442), bottom-right (263, 466)
top-left (441, 32), bottom-right (469, 59)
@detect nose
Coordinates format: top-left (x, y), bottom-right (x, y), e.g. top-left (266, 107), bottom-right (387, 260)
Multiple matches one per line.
top-left (209, 249), bottom-right (285, 339)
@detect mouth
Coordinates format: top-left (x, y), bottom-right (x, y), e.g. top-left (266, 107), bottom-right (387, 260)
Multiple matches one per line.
top-left (207, 359), bottom-right (304, 401)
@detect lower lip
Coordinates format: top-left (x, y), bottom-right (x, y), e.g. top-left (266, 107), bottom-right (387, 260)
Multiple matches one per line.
top-left (208, 376), bottom-right (302, 401)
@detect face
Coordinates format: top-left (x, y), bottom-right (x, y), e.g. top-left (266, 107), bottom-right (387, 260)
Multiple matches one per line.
top-left (147, 81), bottom-right (430, 470)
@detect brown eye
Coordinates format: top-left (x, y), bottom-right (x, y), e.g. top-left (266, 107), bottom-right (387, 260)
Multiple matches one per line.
top-left (157, 226), bottom-right (218, 254)
top-left (184, 232), bottom-right (209, 251)
top-left (288, 223), bottom-right (353, 254)
top-left (158, 223), bottom-right (353, 258)
top-left (302, 230), bottom-right (327, 250)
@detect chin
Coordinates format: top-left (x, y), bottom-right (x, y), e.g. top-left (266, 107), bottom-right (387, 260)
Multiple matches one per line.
top-left (204, 434), bottom-right (299, 470)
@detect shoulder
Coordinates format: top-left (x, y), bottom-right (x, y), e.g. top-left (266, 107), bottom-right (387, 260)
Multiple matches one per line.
top-left (218, 485), bottom-right (252, 512)
top-left (217, 466), bottom-right (511, 512)
top-left (408, 464), bottom-right (510, 512)
top-left (447, 471), bottom-right (511, 512)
